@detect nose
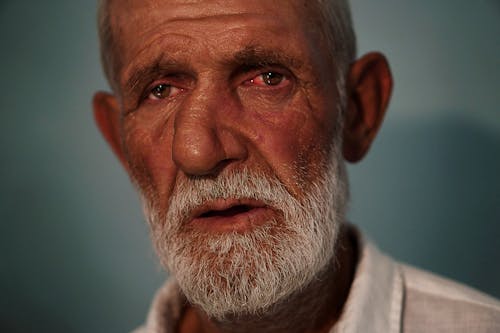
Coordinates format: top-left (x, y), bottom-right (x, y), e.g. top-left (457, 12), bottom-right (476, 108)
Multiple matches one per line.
top-left (172, 92), bottom-right (247, 176)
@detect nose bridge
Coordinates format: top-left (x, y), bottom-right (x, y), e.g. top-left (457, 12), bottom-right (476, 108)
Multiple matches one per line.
top-left (178, 85), bottom-right (217, 128)
top-left (172, 84), bottom-right (245, 176)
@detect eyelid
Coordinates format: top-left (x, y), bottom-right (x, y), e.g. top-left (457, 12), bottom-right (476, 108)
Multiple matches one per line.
top-left (141, 76), bottom-right (188, 103)
top-left (243, 69), bottom-right (292, 87)
top-left (149, 84), bottom-right (180, 100)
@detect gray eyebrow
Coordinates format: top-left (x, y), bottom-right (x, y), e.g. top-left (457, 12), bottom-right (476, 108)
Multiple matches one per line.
top-left (230, 45), bottom-right (304, 70)
top-left (122, 55), bottom-right (191, 97)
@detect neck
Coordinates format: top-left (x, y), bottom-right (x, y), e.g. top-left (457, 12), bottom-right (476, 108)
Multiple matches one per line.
top-left (179, 225), bottom-right (357, 333)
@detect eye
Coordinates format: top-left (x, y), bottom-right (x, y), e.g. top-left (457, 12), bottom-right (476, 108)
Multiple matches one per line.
top-left (249, 72), bottom-right (286, 86)
top-left (147, 83), bottom-right (181, 100)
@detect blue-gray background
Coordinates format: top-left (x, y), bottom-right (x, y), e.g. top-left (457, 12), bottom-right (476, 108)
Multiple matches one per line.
top-left (0, 0), bottom-right (499, 332)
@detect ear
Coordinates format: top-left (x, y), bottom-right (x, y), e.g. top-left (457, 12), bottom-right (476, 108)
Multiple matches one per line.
top-left (92, 91), bottom-right (129, 171)
top-left (343, 52), bottom-right (393, 163)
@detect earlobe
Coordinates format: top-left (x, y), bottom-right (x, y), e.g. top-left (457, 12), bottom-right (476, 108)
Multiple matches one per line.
top-left (92, 91), bottom-right (129, 171)
top-left (343, 52), bottom-right (393, 163)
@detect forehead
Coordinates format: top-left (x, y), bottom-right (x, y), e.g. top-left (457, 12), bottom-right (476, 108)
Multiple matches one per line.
top-left (109, 0), bottom-right (316, 34)
top-left (107, 0), bottom-right (326, 87)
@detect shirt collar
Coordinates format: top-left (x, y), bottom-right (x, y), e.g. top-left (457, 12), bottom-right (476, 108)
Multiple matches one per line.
top-left (332, 229), bottom-right (404, 333)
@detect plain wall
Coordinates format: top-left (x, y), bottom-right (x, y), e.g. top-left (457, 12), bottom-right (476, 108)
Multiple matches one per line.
top-left (0, 0), bottom-right (498, 332)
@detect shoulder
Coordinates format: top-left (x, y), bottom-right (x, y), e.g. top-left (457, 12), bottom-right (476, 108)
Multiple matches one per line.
top-left (400, 264), bottom-right (500, 333)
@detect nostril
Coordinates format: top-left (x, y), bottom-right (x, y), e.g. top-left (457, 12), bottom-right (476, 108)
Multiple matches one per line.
top-left (209, 158), bottom-right (237, 174)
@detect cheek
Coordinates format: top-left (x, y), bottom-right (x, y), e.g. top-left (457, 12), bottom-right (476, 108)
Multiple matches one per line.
top-left (122, 115), bottom-right (177, 207)
top-left (245, 98), bottom-right (337, 194)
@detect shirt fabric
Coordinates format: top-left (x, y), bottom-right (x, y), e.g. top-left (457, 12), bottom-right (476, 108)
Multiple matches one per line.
top-left (134, 228), bottom-right (500, 332)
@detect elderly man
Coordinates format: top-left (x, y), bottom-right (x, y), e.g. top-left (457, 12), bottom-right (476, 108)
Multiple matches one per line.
top-left (93, 0), bottom-right (500, 332)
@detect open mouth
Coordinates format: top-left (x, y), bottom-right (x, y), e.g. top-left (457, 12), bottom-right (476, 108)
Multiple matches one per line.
top-left (198, 204), bottom-right (254, 218)
top-left (188, 199), bottom-right (273, 232)
top-left (191, 199), bottom-right (268, 221)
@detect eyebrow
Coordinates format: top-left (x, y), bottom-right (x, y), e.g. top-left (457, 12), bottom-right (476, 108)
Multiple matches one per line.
top-left (122, 55), bottom-right (191, 98)
top-left (231, 45), bottom-right (304, 71)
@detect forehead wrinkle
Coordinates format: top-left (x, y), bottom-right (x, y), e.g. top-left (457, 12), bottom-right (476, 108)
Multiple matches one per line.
top-left (118, 9), bottom-right (287, 52)
top-left (111, 0), bottom-right (313, 83)
top-left (113, 2), bottom-right (321, 97)
top-left (119, 32), bottom-right (196, 89)
top-left (161, 12), bottom-right (276, 25)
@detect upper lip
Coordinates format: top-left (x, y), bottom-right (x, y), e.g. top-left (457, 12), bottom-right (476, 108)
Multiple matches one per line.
top-left (190, 198), bottom-right (268, 220)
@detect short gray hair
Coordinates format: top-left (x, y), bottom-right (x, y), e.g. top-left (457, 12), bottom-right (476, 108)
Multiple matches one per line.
top-left (97, 0), bottom-right (357, 91)
top-left (315, 0), bottom-right (357, 81)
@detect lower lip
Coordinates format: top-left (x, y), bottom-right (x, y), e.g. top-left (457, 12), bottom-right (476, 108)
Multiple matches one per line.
top-left (188, 207), bottom-right (276, 233)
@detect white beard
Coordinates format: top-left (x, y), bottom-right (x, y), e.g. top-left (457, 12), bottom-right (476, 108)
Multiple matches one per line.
top-left (142, 142), bottom-right (348, 321)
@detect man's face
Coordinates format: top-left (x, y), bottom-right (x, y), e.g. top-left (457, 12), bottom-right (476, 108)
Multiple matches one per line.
top-left (104, 0), bottom-right (349, 319)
